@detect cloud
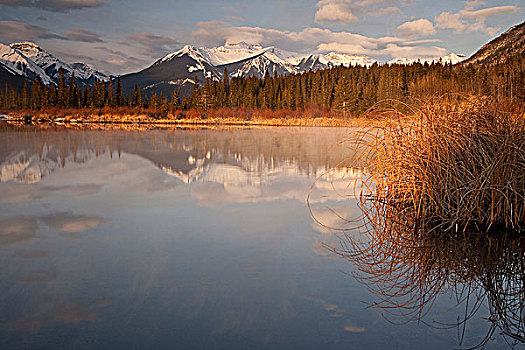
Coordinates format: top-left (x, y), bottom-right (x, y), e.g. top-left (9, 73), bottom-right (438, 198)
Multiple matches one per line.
top-left (435, 1), bottom-right (519, 36)
top-left (63, 27), bottom-right (103, 42)
top-left (0, 183), bottom-right (54, 203)
top-left (369, 5), bottom-right (401, 16)
top-left (314, 0), bottom-right (400, 24)
top-left (125, 31), bottom-right (180, 57)
top-left (315, 0), bottom-right (358, 23)
top-left (0, 0), bottom-right (107, 13)
top-left (41, 212), bottom-right (108, 233)
top-left (192, 21), bottom-right (448, 59)
top-left (0, 20), bottom-right (65, 42)
top-left (395, 19), bottom-right (436, 38)
top-left (435, 12), bottom-right (468, 33)
top-left (36, 15), bottom-right (47, 21)
top-left (464, 0), bottom-right (486, 11)
top-left (0, 216), bottom-right (38, 245)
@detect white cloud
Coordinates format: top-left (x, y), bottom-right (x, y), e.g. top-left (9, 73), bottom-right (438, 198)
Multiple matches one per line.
top-left (435, 12), bottom-right (468, 33)
top-left (395, 19), bottom-right (436, 38)
top-left (192, 21), bottom-right (448, 59)
top-left (435, 1), bottom-right (519, 36)
top-left (314, 0), bottom-right (400, 24)
top-left (464, 0), bottom-right (486, 11)
top-left (315, 0), bottom-right (358, 23)
top-left (42, 213), bottom-right (108, 233)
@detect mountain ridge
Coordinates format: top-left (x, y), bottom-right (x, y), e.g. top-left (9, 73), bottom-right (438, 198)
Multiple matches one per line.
top-left (0, 41), bottom-right (109, 88)
top-left (2, 20), bottom-right (522, 97)
top-left (119, 42), bottom-right (467, 97)
top-left (464, 21), bottom-right (525, 66)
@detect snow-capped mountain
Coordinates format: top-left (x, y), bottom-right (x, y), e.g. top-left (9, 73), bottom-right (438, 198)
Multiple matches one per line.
top-left (388, 53), bottom-right (467, 66)
top-left (0, 43), bottom-right (53, 85)
top-left (0, 41), bottom-right (109, 87)
top-left (119, 42), bottom-right (389, 97)
top-left (119, 43), bottom-right (300, 96)
top-left (126, 41), bottom-right (464, 91)
top-left (10, 41), bottom-right (109, 85)
top-left (161, 41), bottom-right (268, 67)
top-left (2, 39), bottom-right (470, 98)
top-left (318, 52), bottom-right (377, 68)
top-left (293, 52), bottom-right (377, 72)
top-left (223, 48), bottom-right (298, 78)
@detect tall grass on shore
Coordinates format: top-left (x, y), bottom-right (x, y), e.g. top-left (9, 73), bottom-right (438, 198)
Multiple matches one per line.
top-left (361, 96), bottom-right (525, 236)
top-left (314, 96), bottom-right (525, 347)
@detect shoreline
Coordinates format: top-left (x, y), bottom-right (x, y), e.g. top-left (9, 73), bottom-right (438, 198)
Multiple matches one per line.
top-left (3, 114), bottom-right (372, 128)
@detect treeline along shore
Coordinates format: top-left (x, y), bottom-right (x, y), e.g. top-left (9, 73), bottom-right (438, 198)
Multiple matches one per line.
top-left (1, 53), bottom-right (523, 125)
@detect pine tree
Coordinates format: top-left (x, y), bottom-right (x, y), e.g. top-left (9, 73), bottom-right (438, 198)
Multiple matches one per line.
top-left (107, 79), bottom-right (115, 107)
top-left (57, 68), bottom-right (67, 107)
top-left (171, 89), bottom-right (181, 110)
top-left (68, 73), bottom-right (79, 108)
top-left (116, 77), bottom-right (124, 106)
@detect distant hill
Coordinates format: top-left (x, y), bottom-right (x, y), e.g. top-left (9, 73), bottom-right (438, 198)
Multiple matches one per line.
top-left (465, 21), bottom-right (525, 65)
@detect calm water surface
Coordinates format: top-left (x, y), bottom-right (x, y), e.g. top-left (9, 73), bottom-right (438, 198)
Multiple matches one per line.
top-left (0, 125), bottom-right (517, 349)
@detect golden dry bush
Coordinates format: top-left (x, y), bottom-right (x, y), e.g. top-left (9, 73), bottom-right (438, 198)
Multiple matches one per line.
top-left (361, 96), bottom-right (525, 236)
top-left (319, 96), bottom-right (525, 347)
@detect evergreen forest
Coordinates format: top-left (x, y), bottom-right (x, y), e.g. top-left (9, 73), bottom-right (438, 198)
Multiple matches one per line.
top-left (1, 55), bottom-right (523, 118)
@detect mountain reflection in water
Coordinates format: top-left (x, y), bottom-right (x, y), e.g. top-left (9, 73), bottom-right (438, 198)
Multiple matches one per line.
top-left (0, 125), bottom-right (520, 349)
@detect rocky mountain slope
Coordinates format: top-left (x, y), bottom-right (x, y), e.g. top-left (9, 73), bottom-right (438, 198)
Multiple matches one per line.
top-left (0, 41), bottom-right (109, 87)
top-left (119, 41), bottom-right (467, 97)
top-left (464, 21), bottom-right (524, 65)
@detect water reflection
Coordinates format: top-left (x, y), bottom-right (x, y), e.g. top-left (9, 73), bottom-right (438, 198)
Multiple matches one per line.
top-left (0, 127), bottom-right (359, 206)
top-left (2, 125), bottom-right (510, 349)
top-left (1, 126), bottom-right (380, 350)
top-left (328, 177), bottom-right (525, 349)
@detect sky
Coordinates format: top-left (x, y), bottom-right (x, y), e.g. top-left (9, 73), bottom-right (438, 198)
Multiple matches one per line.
top-left (0, 0), bottom-right (523, 75)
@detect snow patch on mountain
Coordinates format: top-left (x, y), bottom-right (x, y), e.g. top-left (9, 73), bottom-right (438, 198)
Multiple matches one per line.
top-left (200, 42), bottom-right (267, 66)
top-left (9, 41), bottom-right (109, 83)
top-left (388, 53), bottom-right (466, 66)
top-left (318, 52), bottom-right (377, 67)
top-left (0, 43), bottom-right (53, 84)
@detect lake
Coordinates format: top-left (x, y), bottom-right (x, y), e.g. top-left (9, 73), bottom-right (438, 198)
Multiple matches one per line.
top-left (0, 124), bottom-right (519, 349)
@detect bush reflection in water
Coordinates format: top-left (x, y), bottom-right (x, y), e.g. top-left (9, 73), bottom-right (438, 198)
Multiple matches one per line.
top-left (317, 97), bottom-right (525, 349)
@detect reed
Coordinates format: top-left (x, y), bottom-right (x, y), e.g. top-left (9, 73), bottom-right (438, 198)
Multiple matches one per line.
top-left (319, 96), bottom-right (525, 347)
top-left (361, 96), bottom-right (525, 236)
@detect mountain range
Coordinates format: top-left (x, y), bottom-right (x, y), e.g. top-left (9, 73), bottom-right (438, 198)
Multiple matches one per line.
top-left (0, 41), bottom-right (109, 89)
top-left (1, 21), bottom-right (523, 97)
top-left (118, 42), bottom-right (468, 97)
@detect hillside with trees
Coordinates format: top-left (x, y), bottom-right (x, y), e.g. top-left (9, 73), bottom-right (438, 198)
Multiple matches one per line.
top-left (1, 53), bottom-right (523, 119)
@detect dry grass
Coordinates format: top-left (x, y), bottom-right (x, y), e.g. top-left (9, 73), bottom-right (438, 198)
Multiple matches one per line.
top-left (361, 96), bottom-right (525, 235)
top-left (316, 96), bottom-right (525, 347)
top-left (6, 106), bottom-right (373, 127)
